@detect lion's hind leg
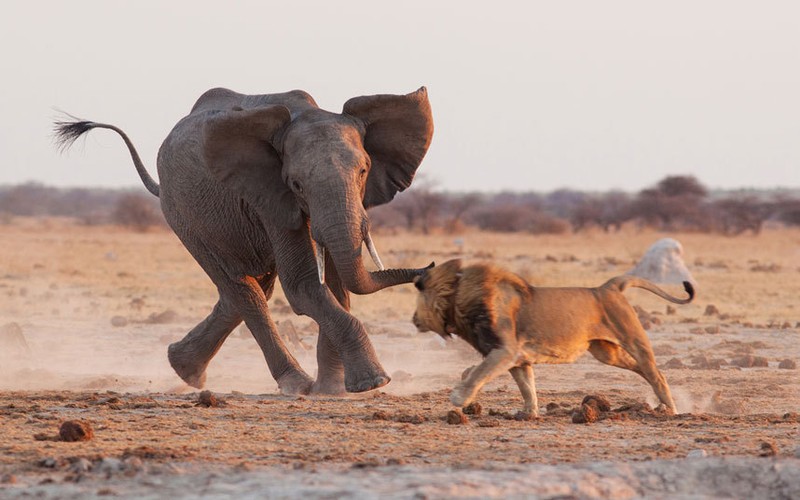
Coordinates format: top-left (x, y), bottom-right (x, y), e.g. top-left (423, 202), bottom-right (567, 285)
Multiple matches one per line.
top-left (509, 363), bottom-right (538, 416)
top-left (588, 339), bottom-right (677, 414)
top-left (451, 348), bottom-right (517, 408)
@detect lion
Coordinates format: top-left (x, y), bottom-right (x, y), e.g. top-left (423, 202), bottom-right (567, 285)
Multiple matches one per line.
top-left (411, 259), bottom-right (694, 416)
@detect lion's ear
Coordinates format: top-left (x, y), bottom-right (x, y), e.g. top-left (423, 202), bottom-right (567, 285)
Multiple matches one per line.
top-left (438, 259), bottom-right (463, 277)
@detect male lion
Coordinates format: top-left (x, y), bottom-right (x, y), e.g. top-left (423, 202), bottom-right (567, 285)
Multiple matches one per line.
top-left (411, 259), bottom-right (694, 416)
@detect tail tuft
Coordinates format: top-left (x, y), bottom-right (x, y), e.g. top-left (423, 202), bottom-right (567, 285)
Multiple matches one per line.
top-left (53, 114), bottom-right (96, 153)
top-left (682, 281), bottom-right (695, 302)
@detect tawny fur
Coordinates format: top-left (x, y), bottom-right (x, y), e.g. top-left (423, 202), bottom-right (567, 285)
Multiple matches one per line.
top-left (412, 259), bottom-right (694, 416)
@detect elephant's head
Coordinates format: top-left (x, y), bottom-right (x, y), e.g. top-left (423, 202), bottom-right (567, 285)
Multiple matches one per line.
top-left (203, 87), bottom-right (434, 294)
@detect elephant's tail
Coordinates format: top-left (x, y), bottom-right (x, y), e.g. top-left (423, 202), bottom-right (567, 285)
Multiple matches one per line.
top-left (53, 115), bottom-right (160, 197)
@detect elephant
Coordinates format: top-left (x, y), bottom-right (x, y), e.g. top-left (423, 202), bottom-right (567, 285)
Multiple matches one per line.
top-left (54, 86), bottom-right (434, 395)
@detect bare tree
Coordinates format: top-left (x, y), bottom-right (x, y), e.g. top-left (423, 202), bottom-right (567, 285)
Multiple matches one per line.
top-left (112, 193), bottom-right (165, 231)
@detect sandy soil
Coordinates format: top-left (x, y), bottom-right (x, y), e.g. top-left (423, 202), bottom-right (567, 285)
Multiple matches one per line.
top-left (1, 218), bottom-right (798, 498)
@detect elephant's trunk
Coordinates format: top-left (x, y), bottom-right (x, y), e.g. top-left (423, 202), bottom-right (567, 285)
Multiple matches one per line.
top-left (314, 217), bottom-right (428, 295)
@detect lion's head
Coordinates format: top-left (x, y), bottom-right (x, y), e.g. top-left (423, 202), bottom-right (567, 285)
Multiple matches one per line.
top-left (412, 259), bottom-right (463, 337)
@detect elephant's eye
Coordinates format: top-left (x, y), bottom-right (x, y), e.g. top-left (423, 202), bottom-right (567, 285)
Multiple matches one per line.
top-left (292, 180), bottom-right (303, 194)
top-left (359, 168), bottom-right (367, 179)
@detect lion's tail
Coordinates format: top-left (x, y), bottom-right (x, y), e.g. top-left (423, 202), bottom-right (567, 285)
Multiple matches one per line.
top-left (603, 275), bottom-right (694, 305)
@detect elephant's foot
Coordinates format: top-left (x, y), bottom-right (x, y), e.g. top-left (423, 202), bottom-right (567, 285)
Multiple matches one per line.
top-left (276, 370), bottom-right (314, 396)
top-left (311, 372), bottom-right (347, 395)
top-left (344, 367), bottom-right (391, 393)
top-left (167, 343), bottom-right (208, 389)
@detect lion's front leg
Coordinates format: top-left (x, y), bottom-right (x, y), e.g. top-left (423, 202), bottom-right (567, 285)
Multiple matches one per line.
top-left (451, 347), bottom-right (517, 408)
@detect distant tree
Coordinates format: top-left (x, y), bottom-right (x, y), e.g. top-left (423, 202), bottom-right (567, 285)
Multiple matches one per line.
top-left (112, 193), bottom-right (165, 231)
top-left (389, 176), bottom-right (444, 234)
top-left (655, 175), bottom-right (708, 198)
top-left (570, 191), bottom-right (632, 232)
top-left (442, 192), bottom-right (482, 233)
top-left (710, 196), bottom-right (768, 235)
top-left (632, 175), bottom-right (709, 231)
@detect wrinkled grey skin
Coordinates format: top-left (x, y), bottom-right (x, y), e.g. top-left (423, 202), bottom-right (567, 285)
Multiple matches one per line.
top-left (55, 87), bottom-right (434, 395)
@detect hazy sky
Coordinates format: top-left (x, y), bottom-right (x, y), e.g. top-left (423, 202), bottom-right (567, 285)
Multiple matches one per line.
top-left (1, 1), bottom-right (798, 193)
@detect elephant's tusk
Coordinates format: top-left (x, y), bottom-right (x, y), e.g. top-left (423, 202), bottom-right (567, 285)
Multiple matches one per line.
top-left (364, 232), bottom-right (385, 271)
top-left (312, 239), bottom-right (326, 284)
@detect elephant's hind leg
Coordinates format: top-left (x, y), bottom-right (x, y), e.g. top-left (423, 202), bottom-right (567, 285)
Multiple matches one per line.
top-left (168, 298), bottom-right (241, 389)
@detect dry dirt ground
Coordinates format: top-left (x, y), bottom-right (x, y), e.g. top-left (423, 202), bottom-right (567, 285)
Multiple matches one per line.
top-left (0, 218), bottom-right (798, 498)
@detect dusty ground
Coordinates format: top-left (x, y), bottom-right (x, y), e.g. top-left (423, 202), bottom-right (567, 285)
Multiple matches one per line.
top-left (0, 218), bottom-right (798, 498)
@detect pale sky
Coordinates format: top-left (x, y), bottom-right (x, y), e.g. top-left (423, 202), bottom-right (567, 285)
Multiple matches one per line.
top-left (1, 1), bottom-right (798, 193)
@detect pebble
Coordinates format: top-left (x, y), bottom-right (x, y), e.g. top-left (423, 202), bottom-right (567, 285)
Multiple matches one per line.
top-left (687, 449), bottom-right (708, 458)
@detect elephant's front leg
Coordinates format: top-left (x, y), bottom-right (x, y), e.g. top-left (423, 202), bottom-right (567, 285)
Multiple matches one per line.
top-left (273, 232), bottom-right (389, 393)
top-left (310, 258), bottom-right (348, 394)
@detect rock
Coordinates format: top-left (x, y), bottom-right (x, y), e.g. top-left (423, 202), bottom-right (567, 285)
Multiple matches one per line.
top-left (778, 359), bottom-right (797, 370)
top-left (759, 441), bottom-right (777, 457)
top-left (627, 238), bottom-right (695, 285)
top-left (731, 355), bottom-right (768, 368)
top-left (581, 395), bottom-right (611, 412)
top-left (704, 325), bottom-right (721, 334)
top-left (704, 305), bottom-right (720, 316)
top-left (197, 390), bottom-right (221, 407)
top-left (110, 316), bottom-right (128, 327)
top-left (663, 357), bottom-right (685, 369)
top-left (59, 420), bottom-right (94, 442)
top-left (572, 403), bottom-right (599, 424)
top-left (666, 305), bottom-right (676, 315)
top-left (0, 473), bottom-right (17, 484)
top-left (477, 418), bottom-right (500, 428)
top-left (463, 402), bottom-right (482, 416)
top-left (687, 449), bottom-right (708, 458)
top-left (446, 409), bottom-right (468, 425)
top-left (145, 310), bottom-right (179, 324)
top-left (97, 457), bottom-right (124, 474)
top-left (371, 410), bottom-right (390, 421)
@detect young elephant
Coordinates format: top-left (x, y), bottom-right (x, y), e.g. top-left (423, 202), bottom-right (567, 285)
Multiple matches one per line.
top-left (411, 259), bottom-right (694, 415)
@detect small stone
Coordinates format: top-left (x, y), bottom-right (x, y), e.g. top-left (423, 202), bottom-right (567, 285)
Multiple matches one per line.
top-left (371, 410), bottom-right (390, 421)
top-left (197, 390), bottom-right (219, 407)
top-left (477, 418), bottom-right (500, 428)
top-left (1, 473), bottom-right (18, 484)
top-left (663, 357), bottom-right (685, 369)
top-left (581, 395), bottom-right (611, 412)
top-left (110, 316), bottom-right (128, 327)
top-left (704, 325), bottom-right (720, 334)
top-left (572, 403), bottom-right (599, 424)
top-left (446, 409), bottom-right (468, 425)
top-left (704, 305), bottom-right (720, 316)
top-left (666, 305), bottom-right (676, 315)
top-left (462, 402), bottom-right (482, 416)
top-left (687, 449), bottom-right (708, 458)
top-left (759, 441), bottom-right (777, 457)
top-left (59, 420), bottom-right (94, 442)
top-left (778, 359), bottom-right (797, 370)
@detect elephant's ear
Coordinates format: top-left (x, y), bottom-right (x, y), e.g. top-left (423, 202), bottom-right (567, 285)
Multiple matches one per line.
top-left (343, 87), bottom-right (434, 209)
top-left (203, 105), bottom-right (303, 230)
